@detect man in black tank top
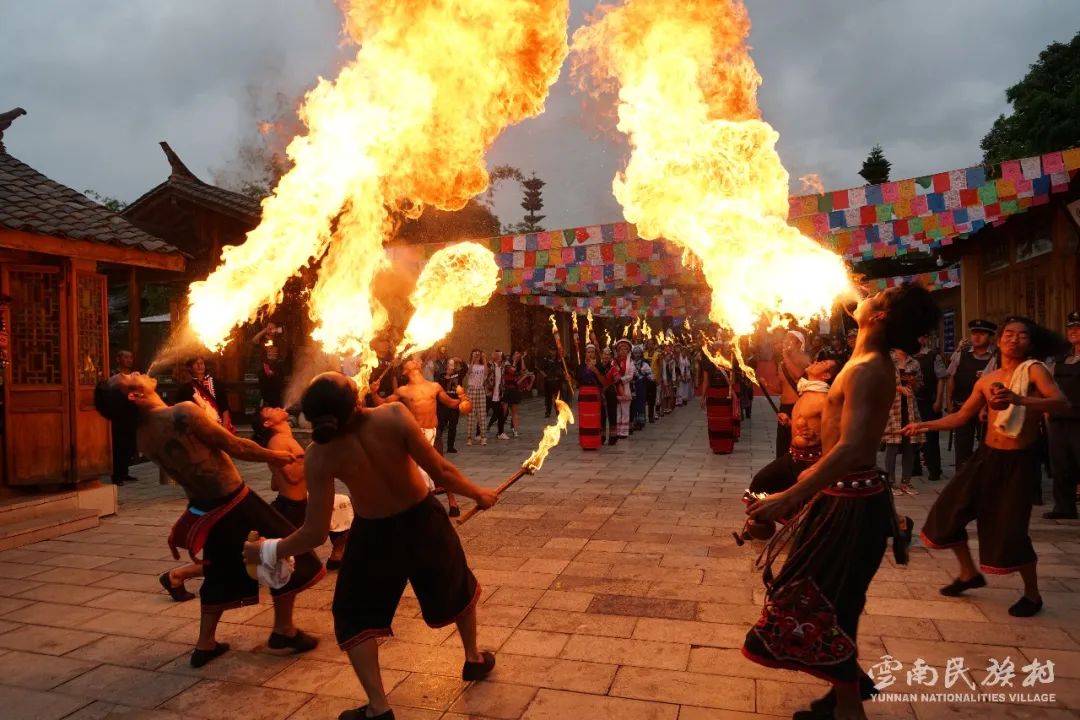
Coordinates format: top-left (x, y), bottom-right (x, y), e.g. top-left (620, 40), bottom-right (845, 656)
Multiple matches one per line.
top-left (1045, 311), bottom-right (1080, 519)
top-left (946, 319), bottom-right (997, 467)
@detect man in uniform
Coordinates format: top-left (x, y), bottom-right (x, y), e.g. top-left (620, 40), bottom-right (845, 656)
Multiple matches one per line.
top-left (1044, 311), bottom-right (1080, 519)
top-left (945, 319), bottom-right (997, 467)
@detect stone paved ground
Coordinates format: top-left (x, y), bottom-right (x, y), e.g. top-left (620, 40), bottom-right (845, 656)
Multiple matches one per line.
top-left (2, 398), bottom-right (1080, 719)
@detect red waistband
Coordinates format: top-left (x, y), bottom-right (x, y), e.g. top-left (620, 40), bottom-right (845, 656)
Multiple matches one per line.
top-left (167, 485), bottom-right (250, 563)
top-left (821, 469), bottom-right (885, 497)
top-left (789, 445), bottom-right (822, 463)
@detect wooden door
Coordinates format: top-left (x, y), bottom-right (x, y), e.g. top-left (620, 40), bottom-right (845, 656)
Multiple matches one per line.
top-left (3, 265), bottom-right (69, 485)
top-left (71, 270), bottom-right (110, 480)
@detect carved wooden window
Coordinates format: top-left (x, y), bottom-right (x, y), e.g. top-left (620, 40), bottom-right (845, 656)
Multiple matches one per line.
top-left (10, 269), bottom-right (62, 385)
top-left (76, 274), bottom-right (106, 386)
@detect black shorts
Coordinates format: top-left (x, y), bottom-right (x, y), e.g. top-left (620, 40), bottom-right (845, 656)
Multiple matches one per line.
top-left (332, 493), bottom-right (480, 650)
top-left (921, 445), bottom-right (1039, 574)
top-left (749, 453), bottom-right (808, 496)
top-left (504, 389), bottom-right (522, 405)
top-left (271, 495), bottom-right (308, 528)
top-left (200, 489), bottom-right (325, 613)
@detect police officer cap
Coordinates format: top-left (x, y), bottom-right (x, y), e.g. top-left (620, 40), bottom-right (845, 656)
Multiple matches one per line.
top-left (1067, 311), bottom-right (1080, 327)
top-left (968, 319), bottom-right (997, 334)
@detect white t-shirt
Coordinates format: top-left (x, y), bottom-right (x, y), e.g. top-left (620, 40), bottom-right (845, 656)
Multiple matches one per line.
top-left (491, 364), bottom-right (503, 402)
top-left (467, 363), bottom-right (486, 392)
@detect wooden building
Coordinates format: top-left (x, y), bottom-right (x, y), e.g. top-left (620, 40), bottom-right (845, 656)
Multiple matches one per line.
top-left (0, 112), bottom-right (184, 494)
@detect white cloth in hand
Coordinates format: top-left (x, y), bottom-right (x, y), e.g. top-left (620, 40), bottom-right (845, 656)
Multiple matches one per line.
top-left (991, 359), bottom-right (1044, 439)
top-left (257, 539), bottom-right (295, 589)
top-left (797, 379), bottom-right (830, 395)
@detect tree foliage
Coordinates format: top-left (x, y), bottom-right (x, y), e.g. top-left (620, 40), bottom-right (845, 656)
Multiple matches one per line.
top-left (84, 189), bottom-right (128, 213)
top-left (858, 145), bottom-right (891, 185)
top-left (981, 31), bottom-right (1080, 165)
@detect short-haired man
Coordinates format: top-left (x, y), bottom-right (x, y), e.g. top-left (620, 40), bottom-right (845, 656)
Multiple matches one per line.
top-left (908, 316), bottom-right (1067, 617)
top-left (246, 372), bottom-right (498, 720)
top-left (93, 373), bottom-right (322, 667)
top-left (1044, 311), bottom-right (1080, 519)
top-left (110, 350), bottom-right (138, 486)
top-left (945, 319), bottom-right (997, 466)
top-left (744, 284), bottom-right (941, 719)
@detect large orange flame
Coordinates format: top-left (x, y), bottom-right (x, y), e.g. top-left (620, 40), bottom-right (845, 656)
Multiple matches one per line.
top-left (187, 0), bottom-right (570, 383)
top-left (572, 0), bottom-right (855, 336)
top-left (523, 397), bottom-right (574, 473)
top-left (396, 242), bottom-right (500, 358)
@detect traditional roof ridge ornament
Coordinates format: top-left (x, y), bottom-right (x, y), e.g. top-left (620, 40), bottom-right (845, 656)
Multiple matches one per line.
top-left (0, 107), bottom-right (27, 153)
top-left (159, 140), bottom-right (200, 183)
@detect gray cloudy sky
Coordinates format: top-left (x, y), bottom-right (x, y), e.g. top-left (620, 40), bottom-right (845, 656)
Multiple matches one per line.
top-left (1, 1), bottom-right (1076, 231)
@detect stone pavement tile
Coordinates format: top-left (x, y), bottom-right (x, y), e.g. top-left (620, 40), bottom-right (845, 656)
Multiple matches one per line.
top-left (1019, 646), bottom-right (1080, 678)
top-left (696, 601), bottom-right (765, 625)
top-left (57, 664), bottom-right (198, 708)
top-left (606, 564), bottom-right (705, 584)
top-left (587, 594), bottom-right (697, 621)
top-left (37, 553), bottom-right (118, 569)
top-left (385, 617), bottom-right (458, 646)
top-left (935, 620), bottom-right (1080, 651)
top-left (2, 600), bottom-right (107, 629)
top-left (0, 624), bottom-right (102, 655)
top-left (164, 621), bottom-right (271, 654)
top-left (610, 666), bottom-right (755, 712)
top-left (646, 582), bottom-right (753, 605)
top-left (491, 654), bottom-right (617, 694)
top-left (624, 541), bottom-right (709, 557)
top-left (861, 616), bottom-right (943, 641)
top-left (449, 681), bottom-right (539, 719)
top-left (865, 597), bottom-right (989, 623)
top-left (85, 589), bottom-right (180, 614)
top-left (676, 707), bottom-right (788, 720)
top-left (163, 679), bottom-right (310, 720)
top-left (584, 540), bottom-right (627, 552)
top-left (77, 609), bottom-right (191, 640)
top-left (561, 634), bottom-right (689, 671)
top-left (96, 558), bottom-right (183, 575)
top-left (520, 608), bottom-right (637, 638)
top-left (471, 555), bottom-right (530, 571)
top-left (291, 588), bottom-right (334, 611)
top-left (633, 618), bottom-right (746, 648)
top-left (910, 702), bottom-right (1075, 719)
top-left (881, 637), bottom-right (1034, 681)
top-left (576, 550), bottom-right (663, 566)
top-left (660, 554), bottom-right (749, 573)
top-left (244, 607), bottom-right (336, 636)
top-left (0, 648), bottom-right (98, 690)
top-left (61, 700), bottom-right (186, 720)
top-left (542, 537), bottom-right (588, 551)
top-left (534, 589), bottom-right (593, 612)
top-left (380, 639), bottom-right (464, 676)
top-left (550, 575), bottom-right (652, 596)
top-left (480, 603), bottom-right (533, 628)
top-left (484, 586), bottom-right (546, 608)
top-left (387, 672), bottom-right (467, 711)
top-left (67, 635), bottom-right (191, 671)
top-left (0, 685), bottom-right (92, 720)
top-left (0, 561), bottom-right (49, 579)
top-left (519, 558), bottom-right (571, 575)
top-left (289, 696), bottom-right (445, 720)
top-left (14, 582), bottom-right (114, 606)
top-left (159, 598), bottom-right (264, 622)
top-left (688, 647), bottom-right (820, 683)
top-left (0, 578), bottom-right (45, 597)
top-left (561, 560), bottom-right (612, 577)
top-left (0, 596), bottom-right (32, 615)
top-left (29, 566), bottom-right (118, 586)
top-left (474, 568), bottom-right (557, 590)
top-left (754, 679), bottom-right (837, 717)
top-left (520, 688), bottom-right (678, 720)
top-left (501, 629), bottom-right (570, 658)
top-left (263, 657), bottom-right (407, 699)
top-left (440, 623), bottom-right (513, 653)
top-left (0, 618), bottom-right (21, 634)
top-left (89, 571), bottom-right (165, 593)
top-left (867, 581), bottom-right (917, 599)
top-left (159, 649), bottom-right (299, 685)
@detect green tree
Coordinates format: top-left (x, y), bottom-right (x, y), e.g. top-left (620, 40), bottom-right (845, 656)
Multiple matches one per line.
top-left (84, 189), bottom-right (128, 213)
top-left (519, 174), bottom-right (547, 232)
top-left (981, 31), bottom-right (1080, 165)
top-left (858, 145), bottom-right (891, 185)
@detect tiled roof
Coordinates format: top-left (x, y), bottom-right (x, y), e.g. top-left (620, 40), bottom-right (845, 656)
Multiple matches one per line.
top-left (0, 149), bottom-right (182, 256)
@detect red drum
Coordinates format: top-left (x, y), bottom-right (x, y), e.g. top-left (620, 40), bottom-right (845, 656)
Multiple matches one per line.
top-left (578, 386), bottom-right (602, 450)
top-left (706, 386), bottom-right (735, 454)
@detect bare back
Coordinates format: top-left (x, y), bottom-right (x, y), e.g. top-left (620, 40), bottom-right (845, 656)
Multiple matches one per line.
top-left (139, 403), bottom-right (244, 503)
top-left (820, 351), bottom-right (896, 466)
top-left (305, 403), bottom-right (432, 519)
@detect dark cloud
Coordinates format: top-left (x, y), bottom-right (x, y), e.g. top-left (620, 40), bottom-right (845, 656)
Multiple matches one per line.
top-left (1, 0), bottom-right (1076, 232)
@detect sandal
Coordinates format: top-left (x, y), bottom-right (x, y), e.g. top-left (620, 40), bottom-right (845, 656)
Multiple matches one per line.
top-left (190, 642), bottom-right (230, 668)
top-left (939, 573), bottom-right (986, 597)
top-left (159, 572), bottom-right (196, 602)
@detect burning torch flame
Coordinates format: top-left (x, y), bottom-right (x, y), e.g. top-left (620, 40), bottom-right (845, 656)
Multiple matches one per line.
top-left (586, 308), bottom-right (595, 344)
top-left (523, 397), bottom-right (574, 473)
top-left (396, 242), bottom-right (499, 357)
top-left (187, 0), bottom-right (569, 371)
top-left (572, 0), bottom-right (855, 337)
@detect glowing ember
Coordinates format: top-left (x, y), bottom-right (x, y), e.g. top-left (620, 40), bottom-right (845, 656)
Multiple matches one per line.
top-left (187, 0), bottom-right (569, 381)
top-left (396, 242), bottom-right (499, 357)
top-left (523, 397), bottom-right (574, 473)
top-left (572, 0), bottom-right (855, 336)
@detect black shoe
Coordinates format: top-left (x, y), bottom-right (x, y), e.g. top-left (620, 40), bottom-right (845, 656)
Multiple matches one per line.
top-left (326, 558), bottom-right (342, 571)
top-left (805, 674), bottom-right (878, 714)
top-left (190, 642), bottom-right (230, 668)
top-left (159, 572), bottom-right (196, 602)
top-left (940, 574), bottom-right (987, 597)
top-left (448, 506), bottom-right (461, 518)
top-left (339, 705), bottom-right (395, 720)
top-left (1008, 595), bottom-right (1043, 617)
top-left (608, 437), bottom-right (618, 446)
top-left (1042, 510), bottom-right (1079, 520)
top-left (462, 651), bottom-right (496, 681)
top-left (267, 629), bottom-right (319, 654)
top-left (448, 447), bottom-right (458, 454)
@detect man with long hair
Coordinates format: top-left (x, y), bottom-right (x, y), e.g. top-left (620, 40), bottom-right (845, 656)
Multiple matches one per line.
top-left (743, 284), bottom-right (941, 720)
